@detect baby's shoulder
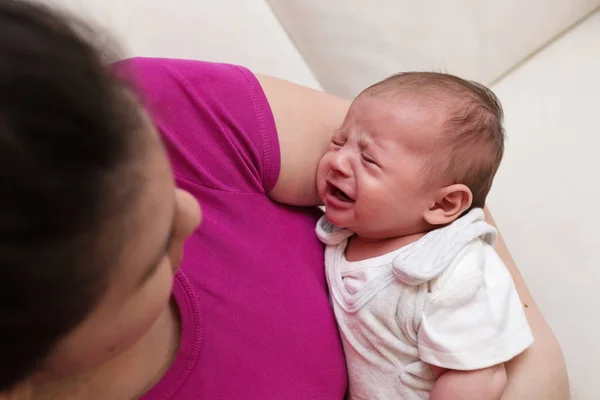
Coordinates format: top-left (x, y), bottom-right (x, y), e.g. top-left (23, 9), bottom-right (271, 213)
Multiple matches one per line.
top-left (429, 238), bottom-right (506, 295)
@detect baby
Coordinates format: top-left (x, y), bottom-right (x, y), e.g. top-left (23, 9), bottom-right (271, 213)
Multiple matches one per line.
top-left (316, 72), bottom-right (533, 399)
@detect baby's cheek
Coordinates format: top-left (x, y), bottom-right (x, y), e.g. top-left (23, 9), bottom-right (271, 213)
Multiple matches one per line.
top-left (359, 179), bottom-right (388, 204)
top-left (355, 197), bottom-right (379, 221)
top-left (316, 157), bottom-right (329, 177)
top-left (361, 192), bottom-right (397, 225)
top-left (316, 166), bottom-right (329, 193)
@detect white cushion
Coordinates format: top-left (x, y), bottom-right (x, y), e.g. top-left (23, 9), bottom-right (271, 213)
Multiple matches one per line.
top-left (488, 11), bottom-right (600, 400)
top-left (267, 0), bottom-right (600, 98)
top-left (43, 0), bottom-right (322, 89)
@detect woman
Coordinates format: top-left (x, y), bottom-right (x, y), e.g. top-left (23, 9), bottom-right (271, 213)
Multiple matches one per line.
top-left (0, 1), bottom-right (568, 399)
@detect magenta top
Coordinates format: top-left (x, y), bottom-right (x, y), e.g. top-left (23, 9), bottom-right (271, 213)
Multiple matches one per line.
top-left (116, 58), bottom-right (347, 399)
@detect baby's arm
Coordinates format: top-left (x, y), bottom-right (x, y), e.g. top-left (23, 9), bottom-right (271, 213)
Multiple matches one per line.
top-left (430, 364), bottom-right (507, 400)
top-left (417, 238), bottom-right (533, 400)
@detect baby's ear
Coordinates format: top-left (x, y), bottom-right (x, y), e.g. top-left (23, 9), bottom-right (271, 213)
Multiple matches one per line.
top-left (424, 184), bottom-right (473, 226)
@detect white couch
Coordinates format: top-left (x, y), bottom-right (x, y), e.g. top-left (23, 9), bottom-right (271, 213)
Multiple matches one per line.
top-left (45, 1), bottom-right (600, 398)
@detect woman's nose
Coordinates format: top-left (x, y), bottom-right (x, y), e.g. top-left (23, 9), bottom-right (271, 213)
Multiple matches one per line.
top-left (170, 189), bottom-right (202, 273)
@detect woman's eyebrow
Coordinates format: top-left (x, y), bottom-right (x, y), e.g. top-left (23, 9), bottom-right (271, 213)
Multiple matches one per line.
top-left (136, 219), bottom-right (175, 288)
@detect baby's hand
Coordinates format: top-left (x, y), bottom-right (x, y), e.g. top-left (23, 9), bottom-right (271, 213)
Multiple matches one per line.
top-left (430, 363), bottom-right (507, 400)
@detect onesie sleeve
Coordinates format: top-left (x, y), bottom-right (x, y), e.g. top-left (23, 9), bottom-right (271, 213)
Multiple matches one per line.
top-left (113, 57), bottom-right (280, 194)
top-left (417, 240), bottom-right (534, 370)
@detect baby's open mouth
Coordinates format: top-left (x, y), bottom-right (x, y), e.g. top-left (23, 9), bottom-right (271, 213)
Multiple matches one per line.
top-left (328, 183), bottom-right (354, 203)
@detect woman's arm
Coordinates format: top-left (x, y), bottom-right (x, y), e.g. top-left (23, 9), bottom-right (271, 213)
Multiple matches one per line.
top-left (256, 73), bottom-right (570, 399)
top-left (484, 209), bottom-right (570, 400)
top-left (256, 74), bottom-right (348, 206)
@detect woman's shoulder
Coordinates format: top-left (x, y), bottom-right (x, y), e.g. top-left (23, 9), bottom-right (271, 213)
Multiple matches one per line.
top-left (116, 57), bottom-right (282, 195)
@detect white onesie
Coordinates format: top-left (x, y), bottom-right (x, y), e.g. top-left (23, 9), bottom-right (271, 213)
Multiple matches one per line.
top-left (316, 208), bottom-right (533, 400)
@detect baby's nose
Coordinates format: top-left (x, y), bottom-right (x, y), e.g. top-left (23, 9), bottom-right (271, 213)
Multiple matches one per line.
top-left (329, 149), bottom-right (352, 177)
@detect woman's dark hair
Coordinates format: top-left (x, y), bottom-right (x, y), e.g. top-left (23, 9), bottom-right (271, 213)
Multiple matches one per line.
top-left (0, 0), bottom-right (144, 390)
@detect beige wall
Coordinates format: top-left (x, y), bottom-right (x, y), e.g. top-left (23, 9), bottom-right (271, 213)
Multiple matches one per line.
top-left (268, 0), bottom-right (600, 97)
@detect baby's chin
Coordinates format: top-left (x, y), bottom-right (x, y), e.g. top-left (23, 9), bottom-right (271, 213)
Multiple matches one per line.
top-left (324, 209), bottom-right (348, 228)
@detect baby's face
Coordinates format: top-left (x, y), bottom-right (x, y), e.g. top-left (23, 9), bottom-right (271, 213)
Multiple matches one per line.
top-left (317, 94), bottom-right (443, 238)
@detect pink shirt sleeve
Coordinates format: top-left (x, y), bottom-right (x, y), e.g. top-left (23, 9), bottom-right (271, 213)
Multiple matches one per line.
top-left (116, 57), bottom-right (280, 194)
